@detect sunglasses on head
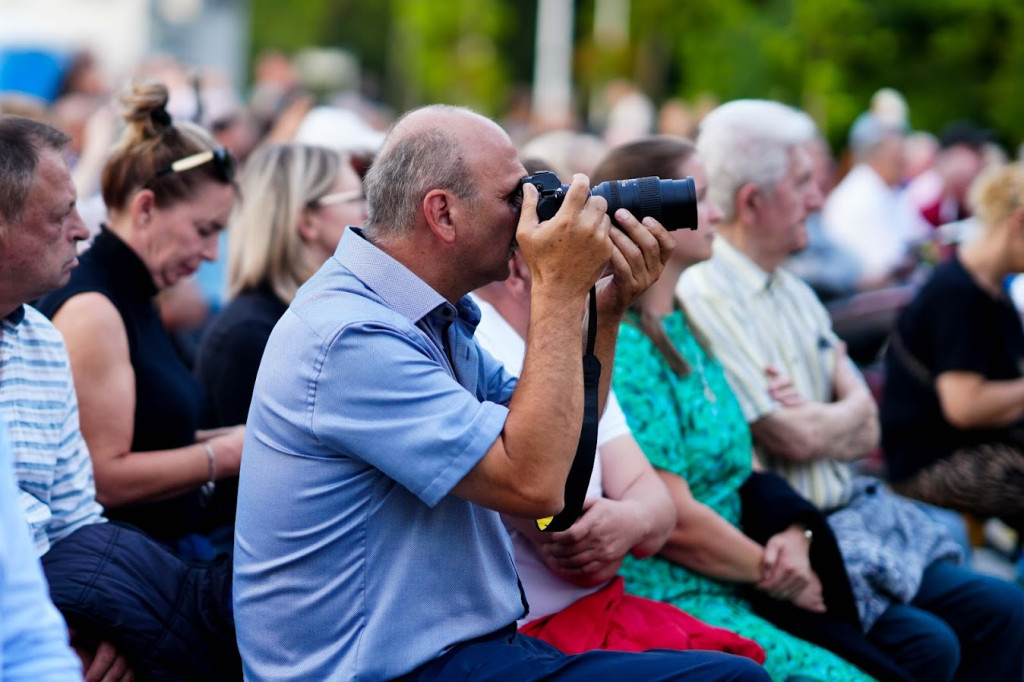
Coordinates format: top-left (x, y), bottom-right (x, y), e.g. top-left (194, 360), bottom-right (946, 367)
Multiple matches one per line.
top-left (153, 147), bottom-right (236, 185)
top-left (308, 188), bottom-right (365, 208)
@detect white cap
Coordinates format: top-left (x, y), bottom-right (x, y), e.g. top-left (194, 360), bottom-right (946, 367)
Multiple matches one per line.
top-left (294, 105), bottom-right (385, 154)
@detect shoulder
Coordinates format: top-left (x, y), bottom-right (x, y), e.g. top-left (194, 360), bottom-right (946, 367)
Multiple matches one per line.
top-left (2, 308), bottom-right (73, 387)
top-left (18, 306), bottom-right (68, 347)
top-left (48, 293), bottom-right (129, 363)
top-left (203, 293), bottom-right (283, 347)
top-left (776, 268), bottom-right (829, 309)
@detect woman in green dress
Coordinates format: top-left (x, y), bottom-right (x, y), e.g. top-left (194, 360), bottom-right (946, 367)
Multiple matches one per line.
top-left (596, 136), bottom-right (887, 682)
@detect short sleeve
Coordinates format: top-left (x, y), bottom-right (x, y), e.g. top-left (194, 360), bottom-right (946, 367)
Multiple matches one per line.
top-left (918, 279), bottom-right (999, 377)
top-left (597, 391), bottom-right (631, 447)
top-left (311, 321), bottom-right (509, 507)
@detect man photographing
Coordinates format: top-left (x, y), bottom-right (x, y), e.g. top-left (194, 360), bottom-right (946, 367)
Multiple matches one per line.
top-left (233, 104), bottom-right (767, 681)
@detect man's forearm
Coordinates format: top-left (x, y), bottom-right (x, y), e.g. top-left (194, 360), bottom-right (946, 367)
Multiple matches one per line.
top-left (752, 392), bottom-right (878, 463)
top-left (502, 291), bottom-right (589, 497)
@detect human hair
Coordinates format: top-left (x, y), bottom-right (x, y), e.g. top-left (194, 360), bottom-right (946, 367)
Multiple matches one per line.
top-left (696, 99), bottom-right (817, 223)
top-left (591, 135), bottom-right (697, 185)
top-left (968, 163), bottom-right (1024, 231)
top-left (363, 105), bottom-right (476, 238)
top-left (0, 115), bottom-right (70, 223)
top-left (226, 143), bottom-right (344, 303)
top-left (101, 79), bottom-right (233, 212)
top-left (591, 135), bottom-right (709, 375)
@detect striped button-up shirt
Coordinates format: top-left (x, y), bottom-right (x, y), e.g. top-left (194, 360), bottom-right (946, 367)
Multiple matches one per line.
top-left (1, 305), bottom-right (104, 556)
top-left (677, 236), bottom-right (854, 510)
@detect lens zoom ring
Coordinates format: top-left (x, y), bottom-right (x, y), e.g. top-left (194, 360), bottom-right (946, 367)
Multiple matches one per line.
top-left (637, 177), bottom-right (662, 221)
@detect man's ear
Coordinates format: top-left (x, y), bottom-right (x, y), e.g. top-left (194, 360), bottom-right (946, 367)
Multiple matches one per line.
top-left (422, 189), bottom-right (456, 243)
top-left (735, 182), bottom-right (762, 226)
top-left (129, 189), bottom-right (157, 228)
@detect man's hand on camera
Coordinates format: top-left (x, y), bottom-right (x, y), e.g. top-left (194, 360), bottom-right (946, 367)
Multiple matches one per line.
top-left (596, 208), bottom-right (674, 317)
top-left (516, 174), bottom-right (612, 304)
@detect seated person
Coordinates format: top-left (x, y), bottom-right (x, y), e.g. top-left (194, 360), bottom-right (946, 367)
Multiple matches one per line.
top-left (35, 81), bottom-right (244, 554)
top-left (883, 162), bottom-right (1024, 536)
top-left (822, 113), bottom-right (930, 291)
top-left (599, 136), bottom-right (905, 682)
top-left (232, 104), bottom-right (768, 681)
top-left (473, 254), bottom-right (766, 663)
top-left (0, 114), bottom-right (241, 681)
top-left (678, 98), bottom-right (1024, 682)
top-left (195, 143), bottom-right (366, 526)
top-left (196, 142), bottom-right (367, 428)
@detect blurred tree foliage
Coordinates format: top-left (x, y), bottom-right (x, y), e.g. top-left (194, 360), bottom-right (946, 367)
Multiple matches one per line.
top-left (251, 0), bottom-right (1024, 150)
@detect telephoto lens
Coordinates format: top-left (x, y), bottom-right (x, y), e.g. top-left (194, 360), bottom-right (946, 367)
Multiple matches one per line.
top-left (524, 171), bottom-right (698, 231)
top-left (591, 176), bottom-right (697, 232)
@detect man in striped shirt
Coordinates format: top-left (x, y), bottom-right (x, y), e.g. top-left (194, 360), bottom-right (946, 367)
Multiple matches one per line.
top-left (0, 114), bottom-right (131, 681)
top-left (676, 99), bottom-right (1024, 682)
top-left (0, 115), bottom-right (239, 682)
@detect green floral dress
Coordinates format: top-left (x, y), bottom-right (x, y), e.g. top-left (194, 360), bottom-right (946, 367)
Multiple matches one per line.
top-left (613, 309), bottom-right (873, 682)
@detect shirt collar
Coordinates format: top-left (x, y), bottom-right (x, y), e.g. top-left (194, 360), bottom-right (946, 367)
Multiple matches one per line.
top-left (336, 227), bottom-right (477, 326)
top-left (713, 235), bottom-right (776, 292)
top-left (2, 305), bottom-right (25, 327)
top-left (92, 226), bottom-right (159, 302)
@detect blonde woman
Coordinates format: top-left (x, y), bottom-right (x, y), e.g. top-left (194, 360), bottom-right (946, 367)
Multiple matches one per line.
top-left (36, 80), bottom-right (242, 548)
top-left (196, 143), bottom-right (367, 428)
top-left (882, 162), bottom-right (1024, 535)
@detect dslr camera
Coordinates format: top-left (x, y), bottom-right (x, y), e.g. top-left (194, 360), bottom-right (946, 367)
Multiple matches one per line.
top-left (520, 171), bottom-right (698, 231)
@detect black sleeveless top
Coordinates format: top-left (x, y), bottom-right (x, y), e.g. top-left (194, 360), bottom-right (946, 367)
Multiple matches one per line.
top-left (36, 227), bottom-right (208, 540)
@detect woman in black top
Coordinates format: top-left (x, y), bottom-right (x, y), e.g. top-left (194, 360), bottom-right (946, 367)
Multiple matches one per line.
top-left (37, 80), bottom-right (244, 548)
top-left (195, 143), bottom-right (366, 428)
top-left (882, 162), bottom-right (1024, 532)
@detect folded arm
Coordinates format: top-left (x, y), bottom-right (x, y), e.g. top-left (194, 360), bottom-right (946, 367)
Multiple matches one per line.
top-left (751, 354), bottom-right (878, 463)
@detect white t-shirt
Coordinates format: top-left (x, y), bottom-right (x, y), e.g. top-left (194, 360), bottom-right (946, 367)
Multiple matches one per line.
top-left (823, 164), bottom-right (930, 282)
top-left (472, 295), bottom-right (631, 622)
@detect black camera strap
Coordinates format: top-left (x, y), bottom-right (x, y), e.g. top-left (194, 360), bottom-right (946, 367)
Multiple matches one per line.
top-left (536, 286), bottom-right (601, 532)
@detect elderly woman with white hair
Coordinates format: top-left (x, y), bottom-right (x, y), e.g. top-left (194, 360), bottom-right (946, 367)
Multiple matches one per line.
top-left (882, 162), bottom-right (1024, 537)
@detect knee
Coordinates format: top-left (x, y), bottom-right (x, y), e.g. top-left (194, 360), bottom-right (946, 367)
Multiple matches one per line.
top-left (683, 651), bottom-right (770, 682)
top-left (973, 576), bottom-right (1024, 642)
top-left (887, 615), bottom-right (961, 682)
top-left (908, 622), bottom-right (961, 682)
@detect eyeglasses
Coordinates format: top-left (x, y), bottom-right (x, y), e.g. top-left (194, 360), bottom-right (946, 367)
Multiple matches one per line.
top-left (152, 147), bottom-right (236, 185)
top-left (308, 188), bottom-right (365, 208)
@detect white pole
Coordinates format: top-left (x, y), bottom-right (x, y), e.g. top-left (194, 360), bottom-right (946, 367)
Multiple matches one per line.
top-left (532, 0), bottom-right (574, 128)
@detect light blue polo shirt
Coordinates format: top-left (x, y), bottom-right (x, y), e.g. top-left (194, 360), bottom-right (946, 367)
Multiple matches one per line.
top-left (233, 228), bottom-right (523, 681)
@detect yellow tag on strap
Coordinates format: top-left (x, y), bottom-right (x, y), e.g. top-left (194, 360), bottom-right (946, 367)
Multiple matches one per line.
top-left (536, 516), bottom-right (554, 531)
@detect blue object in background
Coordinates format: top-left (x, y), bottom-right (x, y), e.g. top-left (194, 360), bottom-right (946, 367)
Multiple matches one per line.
top-left (0, 47), bottom-right (68, 102)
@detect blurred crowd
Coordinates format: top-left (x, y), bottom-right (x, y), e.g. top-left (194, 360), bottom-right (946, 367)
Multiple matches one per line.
top-left (4, 47), bottom-right (1024, 682)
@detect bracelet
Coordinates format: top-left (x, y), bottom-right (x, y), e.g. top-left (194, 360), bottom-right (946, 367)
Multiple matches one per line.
top-left (203, 442), bottom-right (217, 483)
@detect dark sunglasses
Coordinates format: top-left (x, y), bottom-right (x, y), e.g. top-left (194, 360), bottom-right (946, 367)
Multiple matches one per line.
top-left (152, 147), bottom-right (236, 185)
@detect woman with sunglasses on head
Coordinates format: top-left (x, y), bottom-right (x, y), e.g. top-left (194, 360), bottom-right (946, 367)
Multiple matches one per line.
top-left (37, 80), bottom-right (243, 554)
top-left (195, 144), bottom-right (366, 438)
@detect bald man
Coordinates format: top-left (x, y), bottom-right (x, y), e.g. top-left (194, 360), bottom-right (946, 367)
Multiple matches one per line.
top-left (232, 105), bottom-right (767, 681)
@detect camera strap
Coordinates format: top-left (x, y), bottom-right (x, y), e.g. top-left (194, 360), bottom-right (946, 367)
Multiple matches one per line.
top-left (536, 286), bottom-right (601, 532)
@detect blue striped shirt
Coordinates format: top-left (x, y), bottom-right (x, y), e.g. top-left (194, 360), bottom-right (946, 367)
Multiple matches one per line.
top-left (1, 306), bottom-right (104, 556)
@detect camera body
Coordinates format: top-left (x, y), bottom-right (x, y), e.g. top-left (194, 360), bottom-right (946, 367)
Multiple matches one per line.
top-left (520, 171), bottom-right (698, 231)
